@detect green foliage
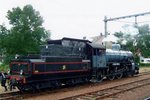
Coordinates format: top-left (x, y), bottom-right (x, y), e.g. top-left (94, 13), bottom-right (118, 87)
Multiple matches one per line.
top-left (5, 4), bottom-right (50, 55)
top-left (0, 64), bottom-right (9, 72)
top-left (134, 55), bottom-right (140, 63)
top-left (115, 24), bottom-right (150, 63)
top-left (135, 24), bottom-right (150, 57)
top-left (3, 55), bottom-right (15, 64)
top-left (140, 63), bottom-right (150, 67)
top-left (0, 5), bottom-right (50, 64)
top-left (114, 31), bottom-right (124, 38)
top-left (137, 24), bottom-right (150, 35)
top-left (0, 25), bottom-right (8, 55)
top-left (114, 31), bottom-right (124, 44)
top-left (114, 31), bottom-right (133, 51)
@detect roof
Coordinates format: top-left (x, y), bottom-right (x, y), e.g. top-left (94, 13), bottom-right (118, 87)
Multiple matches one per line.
top-left (47, 37), bottom-right (91, 44)
top-left (47, 39), bottom-right (61, 44)
top-left (91, 35), bottom-right (105, 44)
top-left (87, 43), bottom-right (105, 49)
top-left (62, 37), bottom-right (90, 43)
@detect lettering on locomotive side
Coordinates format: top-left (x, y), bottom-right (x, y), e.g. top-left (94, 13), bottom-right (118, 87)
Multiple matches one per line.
top-left (35, 70), bottom-right (39, 73)
top-left (63, 65), bottom-right (66, 70)
top-left (112, 63), bottom-right (120, 66)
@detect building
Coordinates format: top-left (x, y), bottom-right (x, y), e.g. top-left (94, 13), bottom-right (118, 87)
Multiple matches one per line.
top-left (91, 34), bottom-right (119, 49)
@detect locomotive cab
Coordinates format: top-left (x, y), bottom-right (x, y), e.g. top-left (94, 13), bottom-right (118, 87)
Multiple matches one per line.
top-left (87, 43), bottom-right (106, 68)
top-left (86, 43), bottom-right (107, 81)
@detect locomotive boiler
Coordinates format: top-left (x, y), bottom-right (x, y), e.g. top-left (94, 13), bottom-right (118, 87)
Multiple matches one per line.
top-left (8, 37), bottom-right (139, 91)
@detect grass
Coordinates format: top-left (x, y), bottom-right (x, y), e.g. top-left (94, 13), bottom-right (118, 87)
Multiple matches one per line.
top-left (140, 66), bottom-right (150, 73)
top-left (0, 64), bottom-right (9, 72)
top-left (140, 63), bottom-right (150, 67)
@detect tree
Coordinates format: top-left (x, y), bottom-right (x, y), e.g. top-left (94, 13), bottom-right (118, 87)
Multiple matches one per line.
top-left (114, 31), bottom-right (133, 50)
top-left (114, 31), bottom-right (124, 44)
top-left (135, 24), bottom-right (150, 57)
top-left (137, 24), bottom-right (150, 35)
top-left (115, 24), bottom-right (150, 59)
top-left (6, 5), bottom-right (50, 55)
top-left (0, 25), bottom-right (8, 55)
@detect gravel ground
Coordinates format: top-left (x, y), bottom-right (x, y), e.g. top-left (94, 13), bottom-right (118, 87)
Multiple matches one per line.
top-left (103, 84), bottom-right (150, 100)
top-left (139, 67), bottom-right (150, 73)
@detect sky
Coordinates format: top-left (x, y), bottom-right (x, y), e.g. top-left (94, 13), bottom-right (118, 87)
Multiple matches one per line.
top-left (0, 0), bottom-right (150, 40)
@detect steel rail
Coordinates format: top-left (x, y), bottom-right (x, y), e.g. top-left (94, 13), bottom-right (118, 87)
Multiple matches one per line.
top-left (60, 72), bottom-right (150, 100)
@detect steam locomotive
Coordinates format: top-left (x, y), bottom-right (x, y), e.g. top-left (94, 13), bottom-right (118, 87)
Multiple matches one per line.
top-left (8, 37), bottom-right (139, 91)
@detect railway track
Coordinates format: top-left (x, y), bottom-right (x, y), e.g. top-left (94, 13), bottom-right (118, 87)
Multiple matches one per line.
top-left (0, 91), bottom-right (21, 100)
top-left (0, 71), bottom-right (150, 100)
top-left (137, 71), bottom-right (150, 76)
top-left (61, 74), bottom-right (150, 100)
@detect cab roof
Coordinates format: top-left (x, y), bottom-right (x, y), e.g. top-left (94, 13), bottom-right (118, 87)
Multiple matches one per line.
top-left (87, 43), bottom-right (105, 49)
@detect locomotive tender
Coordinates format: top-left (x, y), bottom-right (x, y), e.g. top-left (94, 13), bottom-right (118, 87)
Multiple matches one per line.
top-left (8, 37), bottom-right (139, 91)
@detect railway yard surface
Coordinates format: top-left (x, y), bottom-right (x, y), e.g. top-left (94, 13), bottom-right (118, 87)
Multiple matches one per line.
top-left (1, 67), bottom-right (150, 100)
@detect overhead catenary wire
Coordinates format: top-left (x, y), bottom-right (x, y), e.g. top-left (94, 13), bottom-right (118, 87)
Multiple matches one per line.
top-left (104, 12), bottom-right (150, 37)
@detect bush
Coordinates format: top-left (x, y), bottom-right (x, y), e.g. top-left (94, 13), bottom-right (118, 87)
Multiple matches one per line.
top-left (140, 63), bottom-right (150, 67)
top-left (0, 64), bottom-right (9, 72)
top-left (3, 55), bottom-right (15, 64)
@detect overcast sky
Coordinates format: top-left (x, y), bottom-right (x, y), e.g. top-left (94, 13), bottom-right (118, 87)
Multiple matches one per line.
top-left (0, 0), bottom-right (150, 39)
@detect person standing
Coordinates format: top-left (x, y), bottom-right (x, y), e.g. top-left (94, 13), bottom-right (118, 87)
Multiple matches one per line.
top-left (1, 70), bottom-right (8, 91)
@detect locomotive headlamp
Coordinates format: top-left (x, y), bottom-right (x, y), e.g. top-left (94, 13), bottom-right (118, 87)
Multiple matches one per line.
top-left (20, 69), bottom-right (23, 75)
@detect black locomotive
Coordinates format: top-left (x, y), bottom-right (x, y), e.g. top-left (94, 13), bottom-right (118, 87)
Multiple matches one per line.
top-left (8, 37), bottom-right (139, 91)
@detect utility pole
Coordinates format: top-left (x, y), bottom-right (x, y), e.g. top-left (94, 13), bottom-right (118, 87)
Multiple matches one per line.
top-left (104, 12), bottom-right (150, 37)
top-left (104, 16), bottom-right (107, 37)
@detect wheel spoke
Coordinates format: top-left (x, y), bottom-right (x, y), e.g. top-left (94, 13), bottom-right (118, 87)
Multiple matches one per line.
top-left (97, 72), bottom-right (103, 82)
top-left (116, 73), bottom-right (123, 79)
top-left (107, 75), bottom-right (115, 80)
top-left (98, 75), bottom-right (103, 82)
